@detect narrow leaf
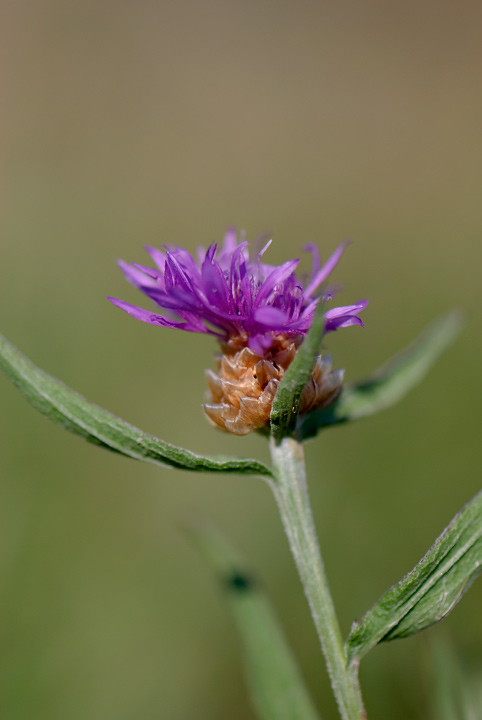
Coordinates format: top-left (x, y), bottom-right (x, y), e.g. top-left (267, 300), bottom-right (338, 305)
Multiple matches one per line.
top-left (270, 302), bottom-right (325, 441)
top-left (191, 524), bottom-right (322, 720)
top-left (346, 491), bottom-right (482, 665)
top-left (429, 637), bottom-right (466, 720)
top-left (0, 333), bottom-right (272, 478)
top-left (298, 311), bottom-right (463, 440)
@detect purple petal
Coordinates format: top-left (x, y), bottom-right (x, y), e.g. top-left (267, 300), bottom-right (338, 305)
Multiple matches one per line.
top-left (165, 252), bottom-right (197, 295)
top-left (304, 241), bottom-right (351, 297)
top-left (131, 263), bottom-right (163, 281)
top-left (303, 243), bottom-right (320, 279)
top-left (118, 260), bottom-right (160, 290)
top-left (248, 333), bottom-right (274, 355)
top-left (255, 259), bottom-right (299, 305)
top-left (324, 299), bottom-right (368, 320)
top-left (144, 246), bottom-right (167, 272)
top-left (257, 238), bottom-right (273, 260)
top-left (107, 297), bottom-right (190, 329)
top-left (253, 306), bottom-right (288, 328)
top-left (201, 253), bottom-right (231, 310)
top-left (171, 248), bottom-right (201, 278)
top-left (325, 315), bottom-right (365, 332)
top-left (287, 299), bottom-right (319, 331)
top-left (205, 243), bottom-right (217, 262)
top-left (222, 228), bottom-right (238, 255)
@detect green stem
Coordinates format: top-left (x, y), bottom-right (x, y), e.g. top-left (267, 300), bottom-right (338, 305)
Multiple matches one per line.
top-left (269, 436), bottom-right (366, 720)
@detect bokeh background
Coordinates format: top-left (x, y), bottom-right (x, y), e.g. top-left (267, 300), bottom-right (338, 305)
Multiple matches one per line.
top-left (1, 1), bottom-right (482, 718)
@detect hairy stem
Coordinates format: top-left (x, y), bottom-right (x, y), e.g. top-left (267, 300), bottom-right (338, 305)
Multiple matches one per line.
top-left (269, 436), bottom-right (366, 720)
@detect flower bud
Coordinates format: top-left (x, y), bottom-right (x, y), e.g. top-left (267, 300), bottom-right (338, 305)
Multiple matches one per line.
top-left (203, 335), bottom-right (343, 435)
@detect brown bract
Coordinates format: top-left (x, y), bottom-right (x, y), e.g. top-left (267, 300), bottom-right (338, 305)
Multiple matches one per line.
top-left (203, 335), bottom-right (344, 436)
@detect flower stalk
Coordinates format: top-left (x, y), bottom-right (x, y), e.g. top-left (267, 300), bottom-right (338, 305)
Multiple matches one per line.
top-left (269, 436), bottom-right (366, 720)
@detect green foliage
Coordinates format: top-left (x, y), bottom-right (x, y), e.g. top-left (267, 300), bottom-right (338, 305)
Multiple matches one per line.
top-left (191, 524), bottom-right (322, 720)
top-left (270, 302), bottom-right (325, 441)
top-left (0, 333), bottom-right (272, 478)
top-left (298, 311), bottom-right (463, 440)
top-left (429, 636), bottom-right (482, 720)
top-left (346, 491), bottom-right (482, 665)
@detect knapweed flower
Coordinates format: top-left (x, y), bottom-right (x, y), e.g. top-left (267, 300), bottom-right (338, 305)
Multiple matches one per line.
top-left (108, 230), bottom-right (367, 435)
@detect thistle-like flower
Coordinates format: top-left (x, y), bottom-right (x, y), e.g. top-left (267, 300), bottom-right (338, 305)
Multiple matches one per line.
top-left (108, 230), bottom-right (367, 435)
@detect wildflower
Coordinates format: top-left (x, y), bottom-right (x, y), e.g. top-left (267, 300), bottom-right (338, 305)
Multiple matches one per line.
top-left (108, 230), bottom-right (367, 435)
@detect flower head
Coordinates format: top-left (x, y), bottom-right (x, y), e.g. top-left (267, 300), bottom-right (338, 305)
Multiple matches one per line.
top-left (108, 229), bottom-right (367, 435)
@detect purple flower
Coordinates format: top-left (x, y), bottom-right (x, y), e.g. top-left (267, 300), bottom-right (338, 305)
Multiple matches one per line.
top-left (108, 229), bottom-right (367, 355)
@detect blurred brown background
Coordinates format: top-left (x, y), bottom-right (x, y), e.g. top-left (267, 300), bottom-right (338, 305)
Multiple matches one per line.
top-left (1, 1), bottom-right (482, 718)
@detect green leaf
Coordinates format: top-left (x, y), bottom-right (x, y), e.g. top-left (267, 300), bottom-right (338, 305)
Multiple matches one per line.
top-left (0, 333), bottom-right (272, 478)
top-left (270, 302), bottom-right (325, 441)
top-left (298, 311), bottom-right (463, 441)
top-left (346, 490), bottom-right (482, 666)
top-left (428, 636), bottom-right (467, 720)
top-left (190, 524), bottom-right (322, 720)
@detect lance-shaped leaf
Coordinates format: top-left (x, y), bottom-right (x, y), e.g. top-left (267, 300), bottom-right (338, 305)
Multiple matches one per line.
top-left (428, 636), bottom-right (473, 720)
top-left (191, 524), bottom-right (322, 720)
top-left (270, 302), bottom-right (325, 441)
top-left (298, 311), bottom-right (463, 441)
top-left (0, 333), bottom-right (272, 477)
top-left (346, 491), bottom-right (482, 666)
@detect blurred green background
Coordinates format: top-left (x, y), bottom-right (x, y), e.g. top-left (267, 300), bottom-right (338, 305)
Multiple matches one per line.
top-left (1, 1), bottom-right (482, 718)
